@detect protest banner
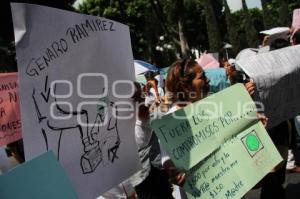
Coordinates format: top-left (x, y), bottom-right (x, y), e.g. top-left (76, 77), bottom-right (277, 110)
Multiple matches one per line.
top-left (235, 48), bottom-right (258, 61)
top-left (205, 68), bottom-right (230, 94)
top-left (259, 27), bottom-right (290, 46)
top-left (0, 151), bottom-right (78, 199)
top-left (0, 72), bottom-right (22, 146)
top-left (11, 3), bottom-right (140, 198)
top-left (151, 84), bottom-right (258, 170)
top-left (151, 84), bottom-right (282, 199)
top-left (184, 122), bottom-right (282, 199)
top-left (236, 45), bottom-right (300, 128)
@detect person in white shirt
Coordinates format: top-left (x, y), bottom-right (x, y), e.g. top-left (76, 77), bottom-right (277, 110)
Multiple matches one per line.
top-left (131, 82), bottom-right (173, 199)
top-left (154, 72), bottom-right (165, 89)
top-left (143, 71), bottom-right (164, 107)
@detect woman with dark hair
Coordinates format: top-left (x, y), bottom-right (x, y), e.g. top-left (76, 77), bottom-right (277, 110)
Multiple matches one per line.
top-left (165, 59), bottom-right (209, 105)
top-left (161, 58), bottom-right (266, 198)
top-left (160, 59), bottom-right (210, 198)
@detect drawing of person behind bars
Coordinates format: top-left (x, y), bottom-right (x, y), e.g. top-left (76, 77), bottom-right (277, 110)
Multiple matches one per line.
top-left (87, 96), bottom-right (120, 168)
top-left (32, 76), bottom-right (120, 174)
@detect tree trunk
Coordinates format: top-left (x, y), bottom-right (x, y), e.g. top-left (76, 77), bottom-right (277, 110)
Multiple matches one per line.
top-left (277, 0), bottom-right (290, 26)
top-left (242, 0), bottom-right (259, 48)
top-left (202, 0), bottom-right (222, 52)
top-left (224, 0), bottom-right (239, 55)
top-left (261, 0), bottom-right (272, 29)
top-left (178, 18), bottom-right (189, 58)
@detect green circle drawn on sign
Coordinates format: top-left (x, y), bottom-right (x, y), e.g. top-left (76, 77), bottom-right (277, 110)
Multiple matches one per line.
top-left (246, 134), bottom-right (260, 151)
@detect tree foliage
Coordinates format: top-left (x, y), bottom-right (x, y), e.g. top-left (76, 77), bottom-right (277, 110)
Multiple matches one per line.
top-left (242, 0), bottom-right (259, 48)
top-left (1, 0), bottom-right (300, 70)
top-left (0, 0), bottom-right (75, 72)
top-left (260, 0), bottom-right (300, 28)
top-left (224, 0), bottom-right (240, 54)
top-left (278, 0), bottom-right (290, 26)
top-left (201, 0), bottom-right (222, 52)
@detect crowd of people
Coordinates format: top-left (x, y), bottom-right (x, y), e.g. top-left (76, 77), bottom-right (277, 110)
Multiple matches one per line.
top-left (95, 25), bottom-right (300, 198)
top-left (1, 9), bottom-right (300, 199)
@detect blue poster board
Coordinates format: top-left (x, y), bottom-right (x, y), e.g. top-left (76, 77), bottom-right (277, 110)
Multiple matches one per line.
top-left (0, 151), bottom-right (78, 199)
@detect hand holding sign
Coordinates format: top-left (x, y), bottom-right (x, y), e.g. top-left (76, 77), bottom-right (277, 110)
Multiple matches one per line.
top-left (151, 84), bottom-right (282, 199)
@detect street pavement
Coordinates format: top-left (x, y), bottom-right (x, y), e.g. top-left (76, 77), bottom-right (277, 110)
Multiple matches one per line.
top-left (245, 172), bottom-right (300, 199)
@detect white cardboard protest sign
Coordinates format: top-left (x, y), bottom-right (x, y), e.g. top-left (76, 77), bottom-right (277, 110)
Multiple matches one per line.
top-left (237, 45), bottom-right (300, 128)
top-left (11, 3), bottom-right (140, 198)
top-left (260, 27), bottom-right (290, 46)
top-left (260, 27), bottom-right (290, 36)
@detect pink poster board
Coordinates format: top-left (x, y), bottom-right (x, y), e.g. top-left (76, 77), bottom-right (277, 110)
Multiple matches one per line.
top-left (196, 53), bottom-right (220, 70)
top-left (292, 9), bottom-right (300, 29)
top-left (0, 72), bottom-right (22, 146)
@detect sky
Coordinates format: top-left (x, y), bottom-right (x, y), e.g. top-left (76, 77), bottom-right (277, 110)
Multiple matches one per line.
top-left (73, 0), bottom-right (83, 9)
top-left (227, 0), bottom-right (262, 12)
top-left (74, 0), bottom-right (262, 12)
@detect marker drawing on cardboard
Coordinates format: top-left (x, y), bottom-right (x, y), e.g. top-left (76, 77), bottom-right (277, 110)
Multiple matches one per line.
top-left (11, 3), bottom-right (140, 198)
